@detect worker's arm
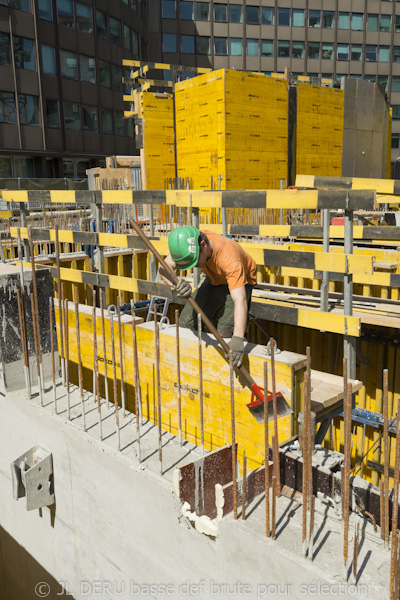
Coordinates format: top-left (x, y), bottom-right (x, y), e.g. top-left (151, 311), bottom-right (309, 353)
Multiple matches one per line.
top-left (159, 254), bottom-right (192, 298)
top-left (230, 285), bottom-right (248, 338)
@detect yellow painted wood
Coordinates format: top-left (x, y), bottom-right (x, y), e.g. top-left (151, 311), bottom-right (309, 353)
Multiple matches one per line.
top-left (296, 174), bottom-right (397, 195)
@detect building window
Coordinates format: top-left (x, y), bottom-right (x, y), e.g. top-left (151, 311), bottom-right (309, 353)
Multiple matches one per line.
top-left (309, 10), bottom-right (320, 28)
top-left (396, 16), bottom-right (400, 33)
top-left (14, 158), bottom-right (34, 177)
top-left (351, 14), bottom-right (363, 31)
top-left (246, 6), bottom-right (259, 25)
top-left (96, 10), bottom-right (107, 38)
top-left (246, 39), bottom-right (259, 57)
top-left (98, 59), bottom-right (110, 86)
top-left (261, 40), bottom-right (273, 57)
top-left (261, 7), bottom-right (273, 25)
top-left (82, 105), bottom-right (98, 132)
top-left (214, 4), bottom-right (227, 22)
top-left (101, 108), bottom-right (113, 135)
top-left (278, 40), bottom-right (289, 58)
top-left (141, 37), bottom-right (148, 60)
top-left (57, 0), bottom-right (74, 27)
top-left (196, 2), bottom-right (209, 21)
top-left (214, 37), bottom-right (227, 56)
top-left (308, 42), bottom-right (320, 59)
top-left (379, 46), bottom-right (390, 62)
top-left (112, 64), bottom-right (122, 91)
top-left (351, 44), bottom-right (362, 61)
top-left (292, 41), bottom-right (304, 59)
top-left (337, 44), bottom-right (349, 61)
top-left (180, 34), bottom-right (194, 53)
top-left (80, 55), bottom-right (95, 83)
top-left (38, 0), bottom-right (52, 20)
top-left (132, 30), bottom-right (139, 55)
top-left (292, 9), bottom-right (304, 27)
top-left (60, 50), bottom-right (77, 79)
top-left (64, 102), bottom-right (80, 129)
top-left (18, 94), bottom-right (39, 125)
top-left (46, 99), bottom-right (60, 128)
top-left (392, 76), bottom-right (400, 91)
top-left (380, 14), bottom-right (391, 32)
top-left (229, 38), bottom-right (242, 56)
top-left (322, 42), bottom-right (333, 60)
top-left (162, 33), bottom-right (177, 53)
top-left (0, 158), bottom-right (12, 177)
top-left (394, 47), bottom-right (400, 62)
top-left (123, 24), bottom-right (130, 50)
top-left (322, 11), bottom-right (334, 28)
top-left (180, 0), bottom-right (193, 20)
top-left (161, 0), bottom-right (176, 19)
top-left (367, 14), bottom-right (378, 31)
top-left (364, 75), bottom-right (376, 83)
top-left (109, 18), bottom-right (121, 45)
top-left (0, 33), bottom-right (11, 65)
top-left (278, 8), bottom-right (290, 26)
top-left (0, 91), bottom-right (16, 123)
top-left (140, 0), bottom-right (146, 24)
top-left (392, 106), bottom-right (400, 120)
top-left (13, 36), bottom-right (35, 70)
top-left (41, 45), bottom-right (56, 75)
top-left (196, 36), bottom-right (210, 54)
top-left (366, 45), bottom-right (377, 62)
top-left (76, 2), bottom-right (92, 33)
top-left (131, 0), bottom-right (137, 10)
top-left (392, 134), bottom-right (399, 149)
top-left (378, 75), bottom-right (388, 92)
top-left (114, 110), bottom-right (125, 135)
top-left (229, 5), bottom-right (242, 24)
top-left (338, 12), bottom-right (349, 29)
top-left (10, 0), bottom-right (30, 11)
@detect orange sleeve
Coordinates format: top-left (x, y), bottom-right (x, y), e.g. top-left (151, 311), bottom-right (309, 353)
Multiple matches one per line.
top-left (223, 260), bottom-right (248, 291)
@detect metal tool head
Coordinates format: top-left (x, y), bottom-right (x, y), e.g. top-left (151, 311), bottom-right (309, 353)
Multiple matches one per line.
top-left (247, 388), bottom-right (292, 424)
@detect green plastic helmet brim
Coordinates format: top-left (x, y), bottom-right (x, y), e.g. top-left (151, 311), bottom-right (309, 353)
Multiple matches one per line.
top-left (168, 226), bottom-right (200, 270)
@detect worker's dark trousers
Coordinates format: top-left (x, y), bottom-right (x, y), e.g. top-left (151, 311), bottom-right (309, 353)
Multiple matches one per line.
top-left (179, 276), bottom-right (254, 338)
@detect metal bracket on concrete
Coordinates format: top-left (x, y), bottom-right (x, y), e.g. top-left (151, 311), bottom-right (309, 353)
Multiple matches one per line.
top-left (11, 445), bottom-right (54, 511)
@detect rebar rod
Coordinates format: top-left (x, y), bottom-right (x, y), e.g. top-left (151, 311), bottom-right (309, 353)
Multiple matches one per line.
top-left (30, 292), bottom-right (43, 405)
top-left (74, 286), bottom-right (86, 431)
top-left (28, 229), bottom-right (44, 402)
top-left (55, 225), bottom-right (65, 385)
top-left (342, 357), bottom-right (348, 520)
top-left (271, 339), bottom-right (280, 495)
top-left (64, 298), bottom-right (70, 419)
top-left (353, 521), bottom-right (360, 583)
top-left (264, 362), bottom-right (270, 538)
top-left (198, 313), bottom-right (204, 454)
top-left (390, 396), bottom-right (400, 600)
top-left (242, 454), bottom-right (247, 521)
top-left (303, 347), bottom-right (311, 556)
top-left (92, 291), bottom-right (102, 440)
top-left (155, 320), bottom-right (162, 474)
top-left (16, 289), bottom-right (30, 399)
top-left (343, 381), bottom-right (352, 577)
top-left (49, 297), bottom-right (57, 413)
top-left (272, 475), bottom-right (276, 540)
top-left (308, 494), bottom-right (315, 561)
top-left (131, 310), bottom-right (141, 461)
top-left (380, 479), bottom-right (385, 542)
top-left (17, 228), bottom-right (30, 397)
top-left (100, 290), bottom-right (110, 408)
top-left (117, 296), bottom-right (126, 416)
top-left (383, 368), bottom-right (390, 547)
top-left (109, 311), bottom-right (120, 451)
top-left (229, 349), bottom-right (237, 520)
top-left (175, 309), bottom-right (182, 446)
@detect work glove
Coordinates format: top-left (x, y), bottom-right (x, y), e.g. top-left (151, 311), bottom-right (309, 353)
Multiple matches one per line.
top-left (174, 277), bottom-right (192, 299)
top-left (225, 336), bottom-right (245, 368)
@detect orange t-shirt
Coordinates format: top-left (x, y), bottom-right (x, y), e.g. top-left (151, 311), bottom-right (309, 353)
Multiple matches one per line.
top-left (200, 231), bottom-right (257, 291)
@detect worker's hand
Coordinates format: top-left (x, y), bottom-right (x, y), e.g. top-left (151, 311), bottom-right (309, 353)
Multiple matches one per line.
top-left (174, 277), bottom-right (192, 299)
top-left (225, 336), bottom-right (245, 368)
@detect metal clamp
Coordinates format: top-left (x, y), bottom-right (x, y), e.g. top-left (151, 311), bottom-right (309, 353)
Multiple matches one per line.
top-left (11, 445), bottom-right (54, 511)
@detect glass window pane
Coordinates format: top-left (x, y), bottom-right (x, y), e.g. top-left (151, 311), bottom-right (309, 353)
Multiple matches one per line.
top-left (337, 43), bottom-right (349, 60)
top-left (322, 11), bottom-right (334, 28)
top-left (352, 13), bottom-right (363, 31)
top-left (196, 35), bottom-right (210, 54)
top-left (10, 0), bottom-right (31, 12)
top-left (367, 14), bottom-right (378, 31)
top-left (322, 42), bottom-right (333, 60)
top-left (0, 92), bottom-right (16, 123)
top-left (80, 55), bottom-right (95, 83)
top-left (214, 37), bottom-right (227, 55)
top-left (292, 9), bottom-right (304, 27)
top-left (0, 158), bottom-right (12, 178)
top-left (393, 106), bottom-right (400, 120)
top-left (394, 47), bottom-right (400, 62)
top-left (141, 37), bottom-right (148, 60)
top-left (392, 133), bottom-right (399, 149)
top-left (41, 45), bottom-right (56, 75)
top-left (379, 46), bottom-right (390, 62)
top-left (278, 40), bottom-right (289, 58)
top-left (76, 2), bottom-right (92, 33)
top-left (351, 44), bottom-right (362, 61)
top-left (381, 14), bottom-right (391, 32)
top-left (261, 39), bottom-right (273, 57)
top-left (261, 7), bottom-right (273, 25)
top-left (246, 38), bottom-right (259, 57)
top-left (64, 101), bottom-right (80, 129)
top-left (230, 37), bottom-right (242, 56)
top-left (180, 1), bottom-right (193, 20)
top-left (378, 75), bottom-right (388, 92)
top-left (214, 4), bottom-right (227, 22)
top-left (114, 110), bottom-right (124, 135)
top-left (60, 49), bottom-right (77, 79)
top-left (196, 2), bottom-right (209, 21)
top-left (101, 108), bottom-right (113, 135)
top-left (163, 33), bottom-right (176, 53)
top-left (13, 36), bottom-right (35, 69)
top-left (83, 105), bottom-right (98, 132)
top-left (38, 0), bottom-right (52, 20)
top-left (366, 44), bottom-right (377, 61)
top-left (0, 33), bottom-right (11, 66)
top-left (98, 59), bottom-right (110, 86)
top-left (96, 10), bottom-right (107, 38)
top-left (246, 6), bottom-right (259, 25)
top-left (123, 24), bottom-right (130, 50)
top-left (57, 0), bottom-right (74, 27)
top-left (46, 99), bottom-right (60, 128)
top-left (181, 34), bottom-right (194, 53)
top-left (76, 160), bottom-right (89, 177)
top-left (392, 76), bottom-right (400, 92)
top-left (309, 10), bottom-right (320, 28)
top-left (396, 16), bottom-right (400, 33)
top-left (18, 94), bottom-right (39, 125)
top-left (364, 75), bottom-right (376, 82)
top-left (338, 12), bottom-right (349, 29)
top-left (278, 8), bottom-right (290, 26)
top-left (229, 5), bottom-right (242, 23)
top-left (308, 41), bottom-right (320, 59)
top-left (292, 41), bottom-right (304, 59)
top-left (109, 17), bottom-right (121, 45)
top-left (14, 158), bottom-right (34, 177)
top-left (161, 0), bottom-right (176, 18)
top-left (112, 64), bottom-right (122, 91)
top-left (132, 30), bottom-right (139, 55)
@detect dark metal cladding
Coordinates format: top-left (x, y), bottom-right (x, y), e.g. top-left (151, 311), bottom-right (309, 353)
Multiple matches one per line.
top-left (318, 189), bottom-right (375, 210)
top-left (31, 228), bottom-right (52, 241)
top-left (263, 249), bottom-right (315, 269)
top-left (97, 274), bottom-right (111, 288)
top-left (28, 190), bottom-right (52, 203)
top-left (137, 280), bottom-right (173, 298)
top-left (75, 190), bottom-right (95, 204)
top-left (390, 274), bottom-right (400, 288)
top-left (314, 270), bottom-right (344, 282)
top-left (393, 181), bottom-right (400, 196)
top-left (81, 271), bottom-right (98, 286)
top-left (126, 235), bottom-right (152, 250)
top-left (73, 232), bottom-right (98, 245)
top-left (291, 226), bottom-right (323, 238)
top-left (221, 191), bottom-right (266, 208)
top-left (314, 176), bottom-right (352, 190)
top-left (230, 225), bottom-right (260, 235)
top-left (250, 301), bottom-right (299, 327)
top-left (135, 191), bottom-right (167, 204)
top-left (362, 227), bottom-right (400, 240)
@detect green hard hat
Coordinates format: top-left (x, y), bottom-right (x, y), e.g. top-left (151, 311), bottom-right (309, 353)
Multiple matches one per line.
top-left (168, 226), bottom-right (200, 270)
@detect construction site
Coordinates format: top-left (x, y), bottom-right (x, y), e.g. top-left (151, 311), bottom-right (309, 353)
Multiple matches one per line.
top-left (1, 63), bottom-right (400, 599)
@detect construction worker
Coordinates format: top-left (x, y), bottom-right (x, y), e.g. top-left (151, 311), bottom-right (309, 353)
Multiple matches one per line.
top-left (160, 226), bottom-right (257, 368)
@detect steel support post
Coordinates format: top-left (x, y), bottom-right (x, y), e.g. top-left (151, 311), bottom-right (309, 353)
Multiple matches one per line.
top-left (320, 209), bottom-right (330, 312)
top-left (92, 202), bottom-right (104, 274)
top-left (20, 203), bottom-right (30, 260)
top-left (344, 206), bottom-right (356, 380)
top-left (148, 204), bottom-right (157, 281)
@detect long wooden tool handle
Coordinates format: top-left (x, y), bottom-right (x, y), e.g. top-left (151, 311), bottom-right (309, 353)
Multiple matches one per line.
top-left (129, 219), bottom-right (258, 391)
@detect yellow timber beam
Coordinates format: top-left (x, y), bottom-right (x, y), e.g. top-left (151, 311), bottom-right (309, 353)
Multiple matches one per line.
top-left (296, 174), bottom-right (400, 195)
